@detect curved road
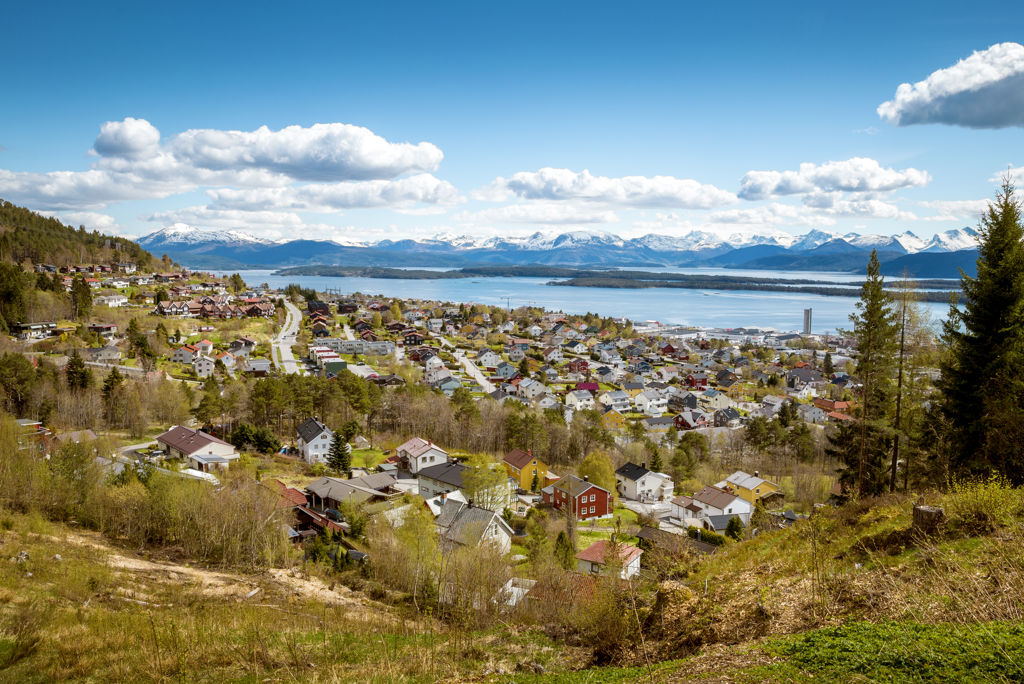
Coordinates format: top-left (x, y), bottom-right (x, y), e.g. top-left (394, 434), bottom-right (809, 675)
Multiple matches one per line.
top-left (273, 300), bottom-right (302, 374)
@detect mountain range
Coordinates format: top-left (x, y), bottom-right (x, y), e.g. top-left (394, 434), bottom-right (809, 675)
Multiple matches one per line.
top-left (137, 223), bottom-right (980, 277)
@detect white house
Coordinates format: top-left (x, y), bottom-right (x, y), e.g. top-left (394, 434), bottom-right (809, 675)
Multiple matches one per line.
top-left (614, 462), bottom-right (674, 502)
top-left (434, 499), bottom-right (513, 553)
top-left (95, 294), bottom-right (128, 308)
top-left (565, 389), bottom-right (595, 410)
top-left (516, 377), bottom-right (545, 400)
top-left (476, 349), bottom-right (502, 368)
top-left (690, 485), bottom-right (753, 526)
top-left (193, 355), bottom-right (215, 378)
top-left (156, 426), bottom-right (239, 472)
top-left (396, 437), bottom-right (449, 474)
top-left (575, 540), bottom-right (643, 579)
top-left (599, 389), bottom-right (631, 412)
top-left (634, 390), bottom-right (668, 416)
top-left (296, 417), bottom-right (334, 464)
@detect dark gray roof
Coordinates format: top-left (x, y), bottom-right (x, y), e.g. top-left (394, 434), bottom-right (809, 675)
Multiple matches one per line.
top-left (615, 461), bottom-right (650, 482)
top-left (297, 418), bottom-right (329, 444)
top-left (417, 461), bottom-right (467, 489)
top-left (554, 474), bottom-right (607, 498)
top-left (435, 499), bottom-right (512, 547)
top-left (705, 514), bottom-right (736, 532)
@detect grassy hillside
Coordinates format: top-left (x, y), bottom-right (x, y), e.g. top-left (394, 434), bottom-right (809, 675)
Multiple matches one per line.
top-left (0, 510), bottom-right (592, 682)
top-left (0, 199), bottom-right (155, 268)
top-left (2, 479), bottom-right (1022, 682)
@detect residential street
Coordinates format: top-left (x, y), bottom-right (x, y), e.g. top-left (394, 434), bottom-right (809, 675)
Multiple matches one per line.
top-left (455, 350), bottom-right (495, 393)
top-left (273, 300), bottom-right (302, 374)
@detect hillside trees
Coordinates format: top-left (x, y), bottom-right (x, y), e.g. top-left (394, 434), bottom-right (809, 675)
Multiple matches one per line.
top-left (937, 180), bottom-right (1024, 483)
top-left (830, 250), bottom-right (898, 496)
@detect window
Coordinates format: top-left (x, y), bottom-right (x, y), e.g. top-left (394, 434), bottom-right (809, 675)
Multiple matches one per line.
top-left (589, 506), bottom-right (595, 514)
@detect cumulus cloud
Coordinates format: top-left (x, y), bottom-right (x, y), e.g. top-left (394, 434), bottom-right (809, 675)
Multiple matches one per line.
top-left (458, 202), bottom-right (619, 226)
top-left (42, 210), bottom-right (126, 235)
top-left (878, 42), bottom-right (1024, 128)
top-left (92, 117), bottom-right (161, 159)
top-left (0, 118), bottom-right (449, 211)
top-left (167, 123), bottom-right (443, 181)
top-left (482, 168), bottom-right (737, 208)
top-left (206, 174), bottom-right (459, 212)
top-left (738, 157), bottom-right (930, 201)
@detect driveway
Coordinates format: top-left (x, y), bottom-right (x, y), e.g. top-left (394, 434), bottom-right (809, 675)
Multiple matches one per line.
top-left (454, 349), bottom-right (495, 393)
top-left (273, 300), bottom-right (303, 374)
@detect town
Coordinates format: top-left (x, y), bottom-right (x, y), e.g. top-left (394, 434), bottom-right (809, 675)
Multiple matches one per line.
top-left (8, 257), bottom-right (900, 586)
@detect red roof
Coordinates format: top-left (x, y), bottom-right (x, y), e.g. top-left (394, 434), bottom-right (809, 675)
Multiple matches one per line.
top-left (269, 479), bottom-right (308, 508)
top-left (503, 449), bottom-right (534, 469)
top-left (575, 540), bottom-right (642, 566)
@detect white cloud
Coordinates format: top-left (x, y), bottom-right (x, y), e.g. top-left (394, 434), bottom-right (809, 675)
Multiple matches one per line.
top-left (458, 202), bottom-right (619, 226)
top-left (991, 166), bottom-right (1024, 184)
top-left (738, 157), bottom-right (930, 200)
top-left (0, 118), bottom-right (448, 211)
top-left (42, 210), bottom-right (126, 235)
top-left (827, 198), bottom-right (916, 221)
top-left (483, 167), bottom-right (737, 208)
top-left (878, 42), bottom-right (1024, 128)
top-left (206, 174), bottom-right (460, 212)
top-left (709, 203), bottom-right (835, 227)
top-left (167, 123), bottom-right (443, 181)
top-left (92, 117), bottom-right (161, 159)
top-left (918, 199), bottom-right (991, 221)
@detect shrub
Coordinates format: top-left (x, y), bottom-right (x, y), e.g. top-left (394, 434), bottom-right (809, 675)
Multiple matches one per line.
top-left (687, 526), bottom-right (726, 546)
top-left (944, 474), bottom-right (1024, 535)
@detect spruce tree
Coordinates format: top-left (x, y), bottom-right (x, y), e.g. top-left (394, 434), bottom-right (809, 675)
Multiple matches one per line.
top-left (823, 352), bottom-right (834, 376)
top-left (327, 431), bottom-right (352, 476)
top-left (554, 530), bottom-right (575, 570)
top-left (835, 250), bottom-right (898, 496)
top-left (938, 180), bottom-right (1024, 483)
top-left (66, 350), bottom-right (92, 390)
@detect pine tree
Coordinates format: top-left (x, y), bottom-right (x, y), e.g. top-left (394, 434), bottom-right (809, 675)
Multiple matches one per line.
top-left (938, 180), bottom-right (1024, 483)
top-left (327, 431), bottom-right (351, 476)
top-left (725, 515), bottom-right (743, 541)
top-left (823, 352), bottom-right (834, 376)
top-left (840, 250), bottom-right (899, 496)
top-left (66, 350), bottom-right (92, 390)
top-left (554, 530), bottom-right (575, 570)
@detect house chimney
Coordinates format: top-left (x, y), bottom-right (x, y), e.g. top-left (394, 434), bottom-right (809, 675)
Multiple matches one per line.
top-left (642, 462), bottom-right (647, 469)
top-left (583, 475), bottom-right (589, 482)
top-left (754, 470), bottom-right (760, 478)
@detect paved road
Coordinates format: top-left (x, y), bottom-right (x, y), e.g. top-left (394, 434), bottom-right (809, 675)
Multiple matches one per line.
top-left (454, 349), bottom-right (495, 393)
top-left (342, 324), bottom-right (355, 341)
top-left (273, 300), bottom-right (302, 374)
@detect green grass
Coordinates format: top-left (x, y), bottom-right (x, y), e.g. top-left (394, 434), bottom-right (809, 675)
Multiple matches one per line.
top-left (746, 621), bottom-right (1024, 683)
top-left (351, 448), bottom-right (387, 469)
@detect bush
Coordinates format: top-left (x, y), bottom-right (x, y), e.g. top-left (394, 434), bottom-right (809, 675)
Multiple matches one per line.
top-left (944, 474), bottom-right (1024, 535)
top-left (687, 526), bottom-right (726, 546)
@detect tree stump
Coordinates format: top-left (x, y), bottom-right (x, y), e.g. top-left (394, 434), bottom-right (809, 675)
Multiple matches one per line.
top-left (912, 505), bottom-right (945, 536)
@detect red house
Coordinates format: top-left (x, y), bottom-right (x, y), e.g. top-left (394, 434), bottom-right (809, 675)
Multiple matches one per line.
top-left (542, 474), bottom-right (611, 520)
top-left (568, 358), bottom-right (590, 374)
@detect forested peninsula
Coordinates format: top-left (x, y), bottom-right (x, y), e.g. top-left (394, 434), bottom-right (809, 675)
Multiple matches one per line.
top-left (273, 264), bottom-right (961, 301)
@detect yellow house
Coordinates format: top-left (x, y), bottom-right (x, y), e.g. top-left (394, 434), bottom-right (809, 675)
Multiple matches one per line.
top-left (601, 408), bottom-right (626, 431)
top-left (716, 470), bottom-right (781, 504)
top-left (503, 449), bottom-right (548, 491)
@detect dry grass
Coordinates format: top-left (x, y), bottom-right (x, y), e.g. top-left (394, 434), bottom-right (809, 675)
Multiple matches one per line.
top-left (0, 512), bottom-right (587, 682)
top-left (632, 481), bottom-right (1024, 666)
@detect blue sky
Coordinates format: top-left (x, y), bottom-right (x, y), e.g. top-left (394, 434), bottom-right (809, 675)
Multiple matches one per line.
top-left (2, 1), bottom-right (1023, 244)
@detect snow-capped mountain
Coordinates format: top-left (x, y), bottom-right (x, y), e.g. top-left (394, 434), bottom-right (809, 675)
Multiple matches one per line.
top-left (137, 223), bottom-right (278, 249)
top-left (921, 227), bottom-right (980, 253)
top-left (135, 224), bottom-right (980, 276)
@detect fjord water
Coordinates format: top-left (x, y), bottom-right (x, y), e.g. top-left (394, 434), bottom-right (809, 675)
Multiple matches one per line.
top-left (222, 268), bottom-right (950, 333)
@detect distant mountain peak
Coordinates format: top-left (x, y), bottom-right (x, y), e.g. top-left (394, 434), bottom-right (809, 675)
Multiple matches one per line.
top-left (138, 223), bottom-right (276, 248)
